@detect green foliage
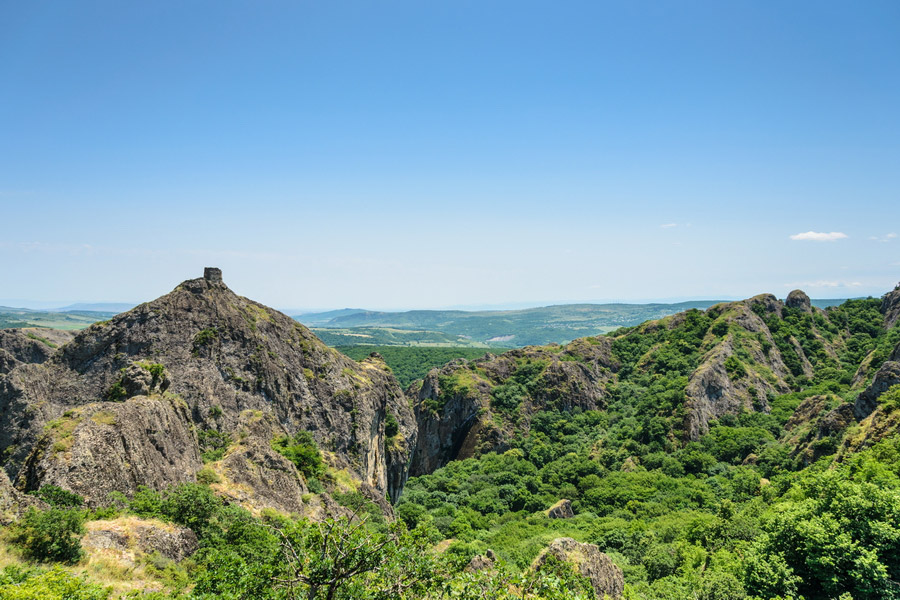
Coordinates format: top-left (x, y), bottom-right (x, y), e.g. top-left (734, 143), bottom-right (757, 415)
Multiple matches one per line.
top-left (337, 346), bottom-right (497, 387)
top-left (199, 429), bottom-right (231, 462)
top-left (125, 483), bottom-right (223, 536)
top-left (193, 327), bottom-right (218, 349)
top-left (271, 430), bottom-right (326, 481)
top-left (28, 485), bottom-right (84, 508)
top-left (9, 507), bottom-right (85, 563)
top-left (0, 565), bottom-right (110, 600)
top-left (105, 377), bottom-right (128, 402)
top-left (384, 412), bottom-right (400, 438)
top-left (723, 356), bottom-right (746, 379)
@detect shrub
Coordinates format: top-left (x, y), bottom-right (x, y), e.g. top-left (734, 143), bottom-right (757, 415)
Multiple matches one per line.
top-left (199, 429), bottom-right (230, 462)
top-left (28, 485), bottom-right (84, 508)
top-left (161, 483), bottom-right (222, 535)
top-left (0, 565), bottom-right (110, 600)
top-left (272, 431), bottom-right (325, 481)
top-left (10, 508), bottom-right (85, 563)
top-left (384, 412), bottom-right (400, 438)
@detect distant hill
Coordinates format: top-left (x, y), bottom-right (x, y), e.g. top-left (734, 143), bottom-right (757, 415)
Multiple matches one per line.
top-left (0, 307), bottom-right (119, 330)
top-left (297, 301), bottom-right (725, 347)
top-left (55, 302), bottom-right (136, 313)
top-left (298, 300), bottom-right (854, 348)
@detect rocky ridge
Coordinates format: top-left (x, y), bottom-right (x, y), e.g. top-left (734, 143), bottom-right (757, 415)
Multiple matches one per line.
top-left (0, 269), bottom-right (415, 511)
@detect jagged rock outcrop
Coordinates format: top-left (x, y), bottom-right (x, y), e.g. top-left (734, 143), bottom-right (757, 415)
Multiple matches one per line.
top-left (0, 269), bottom-right (415, 510)
top-left (547, 498), bottom-right (574, 519)
top-left (82, 517), bottom-right (198, 567)
top-left (18, 396), bottom-right (202, 503)
top-left (465, 549), bottom-right (497, 573)
top-left (531, 538), bottom-right (624, 600)
top-left (883, 284), bottom-right (900, 328)
top-left (684, 299), bottom-right (793, 439)
top-left (786, 289), bottom-right (812, 313)
top-left (0, 328), bottom-right (73, 375)
top-left (854, 361), bottom-right (900, 419)
top-left (409, 339), bottom-right (616, 476)
top-left (783, 395), bottom-right (856, 465)
top-left (0, 468), bottom-right (44, 523)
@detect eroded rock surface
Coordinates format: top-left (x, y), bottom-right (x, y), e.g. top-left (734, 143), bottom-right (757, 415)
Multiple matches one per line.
top-left (1, 269), bottom-right (415, 511)
top-left (532, 537), bottom-right (624, 600)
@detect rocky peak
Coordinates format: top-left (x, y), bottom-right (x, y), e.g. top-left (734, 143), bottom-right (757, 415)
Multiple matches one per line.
top-left (786, 289), bottom-right (812, 313)
top-left (1, 271), bottom-right (415, 508)
top-left (883, 284), bottom-right (900, 328)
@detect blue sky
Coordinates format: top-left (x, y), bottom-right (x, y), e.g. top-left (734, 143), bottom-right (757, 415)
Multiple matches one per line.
top-left (1, 1), bottom-right (899, 310)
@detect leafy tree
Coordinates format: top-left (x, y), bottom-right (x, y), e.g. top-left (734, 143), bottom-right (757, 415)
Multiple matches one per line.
top-left (10, 507), bottom-right (85, 563)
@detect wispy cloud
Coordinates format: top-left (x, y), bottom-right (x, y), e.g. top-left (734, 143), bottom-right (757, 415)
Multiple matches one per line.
top-left (786, 280), bottom-right (862, 289)
top-left (789, 231), bottom-right (848, 242)
top-left (659, 223), bottom-right (693, 229)
top-left (869, 232), bottom-right (897, 243)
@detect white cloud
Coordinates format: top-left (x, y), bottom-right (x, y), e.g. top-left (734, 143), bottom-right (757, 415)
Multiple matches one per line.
top-left (789, 231), bottom-right (848, 242)
top-left (786, 280), bottom-right (862, 289)
top-left (660, 223), bottom-right (677, 228)
top-left (871, 232), bottom-right (898, 243)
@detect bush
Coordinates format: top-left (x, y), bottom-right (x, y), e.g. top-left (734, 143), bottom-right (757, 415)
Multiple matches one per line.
top-left (28, 485), bottom-right (84, 508)
top-left (161, 483), bottom-right (222, 535)
top-left (271, 431), bottom-right (325, 480)
top-left (0, 565), bottom-right (110, 600)
top-left (10, 508), bottom-right (85, 563)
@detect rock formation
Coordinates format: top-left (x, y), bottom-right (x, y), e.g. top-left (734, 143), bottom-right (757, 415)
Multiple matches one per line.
top-left (0, 269), bottom-right (415, 509)
top-left (786, 289), bottom-right (812, 313)
top-left (547, 498), bottom-right (574, 519)
top-left (532, 538), bottom-right (624, 600)
top-left (883, 284), bottom-right (900, 329)
top-left (855, 361), bottom-right (900, 419)
top-left (408, 339), bottom-right (616, 476)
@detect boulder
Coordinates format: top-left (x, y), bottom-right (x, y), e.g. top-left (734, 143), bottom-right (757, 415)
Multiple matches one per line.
top-left (532, 538), bottom-right (624, 600)
top-left (547, 499), bottom-right (574, 519)
top-left (786, 289), bottom-right (812, 313)
top-left (82, 517), bottom-right (198, 567)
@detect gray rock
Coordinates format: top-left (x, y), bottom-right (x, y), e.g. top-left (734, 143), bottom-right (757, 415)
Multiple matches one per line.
top-left (547, 499), bottom-right (574, 519)
top-left (1, 269), bottom-right (414, 509)
top-left (465, 554), bottom-right (495, 573)
top-left (883, 285), bottom-right (900, 329)
top-left (786, 290), bottom-right (812, 313)
top-left (855, 361), bottom-right (900, 420)
top-left (0, 329), bottom-right (73, 375)
top-left (82, 519), bottom-right (198, 565)
top-left (532, 538), bottom-right (624, 600)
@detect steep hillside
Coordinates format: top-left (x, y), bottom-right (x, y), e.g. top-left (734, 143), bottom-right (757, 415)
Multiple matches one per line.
top-left (0, 269), bottom-right (415, 510)
top-left (408, 288), bottom-right (900, 471)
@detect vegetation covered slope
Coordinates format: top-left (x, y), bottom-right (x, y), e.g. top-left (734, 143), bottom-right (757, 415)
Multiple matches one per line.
top-left (298, 301), bottom-right (730, 347)
top-left (394, 286), bottom-right (900, 599)
top-left (406, 290), bottom-right (900, 475)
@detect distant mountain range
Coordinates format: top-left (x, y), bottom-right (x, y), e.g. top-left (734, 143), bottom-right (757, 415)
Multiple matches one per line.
top-left (295, 299), bottom-right (852, 347)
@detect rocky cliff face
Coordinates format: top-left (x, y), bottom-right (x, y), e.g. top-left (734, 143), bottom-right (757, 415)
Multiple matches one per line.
top-left (408, 338), bottom-right (617, 476)
top-left (408, 288), bottom-right (896, 467)
top-left (0, 328), bottom-right (73, 375)
top-left (0, 270), bottom-right (414, 508)
top-left (884, 284), bottom-right (900, 329)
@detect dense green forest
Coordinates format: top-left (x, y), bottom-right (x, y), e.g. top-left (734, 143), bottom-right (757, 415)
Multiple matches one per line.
top-left (2, 295), bottom-right (899, 599)
top-left (335, 346), bottom-right (505, 388)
